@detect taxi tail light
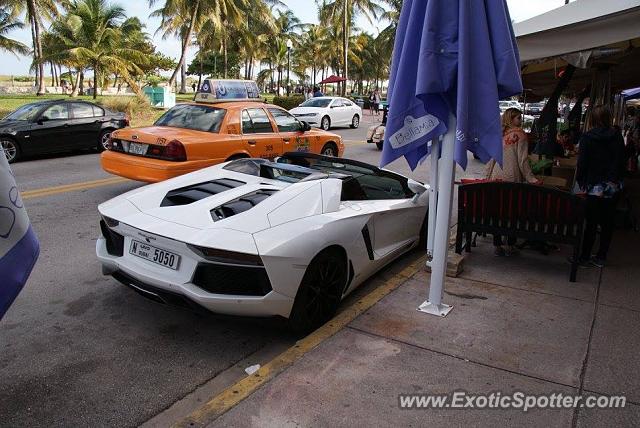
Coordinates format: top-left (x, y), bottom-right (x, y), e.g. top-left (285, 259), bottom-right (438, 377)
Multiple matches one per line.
top-left (108, 138), bottom-right (124, 152)
top-left (163, 139), bottom-right (187, 162)
top-left (123, 115), bottom-right (130, 127)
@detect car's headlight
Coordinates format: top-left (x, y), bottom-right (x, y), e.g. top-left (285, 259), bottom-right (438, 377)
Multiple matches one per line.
top-left (295, 113), bottom-right (318, 117)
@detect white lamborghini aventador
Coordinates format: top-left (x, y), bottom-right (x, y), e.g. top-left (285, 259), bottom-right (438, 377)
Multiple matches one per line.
top-left (97, 153), bottom-right (429, 332)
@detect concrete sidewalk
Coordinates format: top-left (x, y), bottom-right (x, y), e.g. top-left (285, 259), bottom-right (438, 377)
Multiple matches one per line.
top-left (191, 184), bottom-right (640, 427)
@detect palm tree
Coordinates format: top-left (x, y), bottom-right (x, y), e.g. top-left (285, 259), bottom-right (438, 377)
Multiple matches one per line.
top-left (298, 24), bottom-right (329, 87)
top-left (0, 7), bottom-right (29, 56)
top-left (321, 0), bottom-right (384, 95)
top-left (4, 0), bottom-right (63, 95)
top-left (151, 0), bottom-right (250, 92)
top-left (45, 0), bottom-right (150, 99)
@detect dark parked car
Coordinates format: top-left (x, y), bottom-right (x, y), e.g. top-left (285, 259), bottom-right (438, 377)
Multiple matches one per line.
top-left (525, 102), bottom-right (545, 117)
top-left (0, 99), bottom-right (129, 163)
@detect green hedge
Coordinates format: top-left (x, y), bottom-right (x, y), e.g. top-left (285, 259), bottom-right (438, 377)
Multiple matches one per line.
top-left (272, 95), bottom-right (305, 111)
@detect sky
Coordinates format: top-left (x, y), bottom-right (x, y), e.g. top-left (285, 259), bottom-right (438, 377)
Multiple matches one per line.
top-left (3, 0), bottom-right (572, 76)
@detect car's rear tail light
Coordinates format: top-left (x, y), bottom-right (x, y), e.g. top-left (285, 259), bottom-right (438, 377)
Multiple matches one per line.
top-left (100, 220), bottom-right (124, 256)
top-left (142, 139), bottom-right (187, 162)
top-left (187, 245), bottom-right (263, 266)
top-left (123, 115), bottom-right (130, 127)
top-left (108, 138), bottom-right (125, 152)
top-left (163, 139), bottom-right (187, 162)
top-left (102, 215), bottom-right (119, 228)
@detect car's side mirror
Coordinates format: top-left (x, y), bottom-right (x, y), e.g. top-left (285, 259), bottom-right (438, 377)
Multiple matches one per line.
top-left (37, 116), bottom-right (49, 125)
top-left (301, 121), bottom-right (311, 132)
top-left (408, 180), bottom-right (428, 203)
top-left (408, 180), bottom-right (427, 195)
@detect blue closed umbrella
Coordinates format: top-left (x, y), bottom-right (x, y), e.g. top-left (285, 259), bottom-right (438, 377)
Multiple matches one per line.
top-left (382, 0), bottom-right (522, 170)
top-left (381, 0), bottom-right (522, 316)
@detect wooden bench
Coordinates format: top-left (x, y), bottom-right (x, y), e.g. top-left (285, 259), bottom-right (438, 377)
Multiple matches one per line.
top-left (455, 182), bottom-right (586, 282)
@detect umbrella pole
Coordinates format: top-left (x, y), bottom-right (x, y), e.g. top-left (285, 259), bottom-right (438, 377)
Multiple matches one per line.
top-left (419, 113), bottom-right (455, 317)
top-left (426, 137), bottom-right (440, 264)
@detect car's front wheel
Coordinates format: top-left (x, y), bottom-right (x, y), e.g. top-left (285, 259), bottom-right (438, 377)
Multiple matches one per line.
top-left (98, 129), bottom-right (113, 151)
top-left (288, 248), bottom-right (347, 335)
top-left (350, 115), bottom-right (360, 129)
top-left (321, 142), bottom-right (338, 157)
top-left (1, 138), bottom-right (20, 163)
top-left (321, 116), bottom-right (331, 131)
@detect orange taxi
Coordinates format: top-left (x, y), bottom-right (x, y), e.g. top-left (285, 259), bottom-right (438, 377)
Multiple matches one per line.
top-left (101, 80), bottom-right (344, 182)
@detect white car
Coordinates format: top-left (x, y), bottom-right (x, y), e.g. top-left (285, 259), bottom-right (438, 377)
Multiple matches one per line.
top-left (290, 97), bottom-right (362, 131)
top-left (97, 152), bottom-right (429, 333)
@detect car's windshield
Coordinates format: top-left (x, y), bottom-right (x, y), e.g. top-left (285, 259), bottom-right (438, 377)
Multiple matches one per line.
top-left (154, 104), bottom-right (226, 132)
top-left (4, 103), bottom-right (42, 121)
top-left (299, 98), bottom-right (332, 108)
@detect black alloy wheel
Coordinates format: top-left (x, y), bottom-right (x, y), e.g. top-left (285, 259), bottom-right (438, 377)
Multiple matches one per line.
top-left (288, 249), bottom-right (347, 335)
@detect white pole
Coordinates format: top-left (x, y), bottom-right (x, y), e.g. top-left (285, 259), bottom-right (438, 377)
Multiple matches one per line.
top-left (426, 137), bottom-right (439, 264)
top-left (418, 113), bottom-right (455, 317)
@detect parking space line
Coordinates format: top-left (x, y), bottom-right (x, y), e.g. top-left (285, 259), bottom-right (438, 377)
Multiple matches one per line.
top-left (174, 256), bottom-right (425, 428)
top-left (21, 177), bottom-right (130, 200)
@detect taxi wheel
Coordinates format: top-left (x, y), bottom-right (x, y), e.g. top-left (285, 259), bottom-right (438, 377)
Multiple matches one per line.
top-left (375, 141), bottom-right (383, 150)
top-left (1, 138), bottom-right (20, 163)
top-left (321, 143), bottom-right (338, 157)
top-left (321, 116), bottom-right (331, 131)
top-left (350, 115), bottom-right (360, 129)
top-left (97, 129), bottom-right (113, 151)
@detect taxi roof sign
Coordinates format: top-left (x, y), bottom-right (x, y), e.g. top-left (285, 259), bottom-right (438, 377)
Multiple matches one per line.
top-left (194, 79), bottom-right (261, 103)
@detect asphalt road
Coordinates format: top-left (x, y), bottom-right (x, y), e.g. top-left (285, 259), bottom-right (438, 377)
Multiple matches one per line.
top-left (0, 112), bottom-right (486, 427)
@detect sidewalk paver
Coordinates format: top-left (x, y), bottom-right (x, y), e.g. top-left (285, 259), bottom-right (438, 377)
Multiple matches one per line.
top-left (583, 304), bottom-right (640, 403)
top-left (350, 274), bottom-right (593, 387)
top-left (212, 328), bottom-right (576, 428)
top-left (576, 394), bottom-right (640, 428)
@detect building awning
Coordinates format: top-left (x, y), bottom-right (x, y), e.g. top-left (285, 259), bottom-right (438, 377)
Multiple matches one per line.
top-left (514, 0), bottom-right (640, 97)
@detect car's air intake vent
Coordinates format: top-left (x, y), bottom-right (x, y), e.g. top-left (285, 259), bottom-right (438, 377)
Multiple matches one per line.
top-left (160, 179), bottom-right (245, 207)
top-left (210, 189), bottom-right (278, 221)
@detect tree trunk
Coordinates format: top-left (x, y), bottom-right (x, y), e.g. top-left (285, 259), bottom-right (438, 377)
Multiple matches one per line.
top-left (113, 73), bottom-right (118, 88)
top-left (50, 63), bottom-right (55, 86)
top-left (93, 64), bottom-right (98, 99)
top-left (269, 60), bottom-right (274, 91)
top-left (223, 40), bottom-right (228, 78)
top-left (71, 69), bottom-right (81, 97)
top-left (169, 0), bottom-right (199, 89)
top-left (342, 0), bottom-right (348, 96)
top-left (27, 1), bottom-right (45, 96)
top-left (79, 71), bottom-right (84, 95)
top-left (179, 62), bottom-right (187, 93)
top-left (312, 64), bottom-right (316, 87)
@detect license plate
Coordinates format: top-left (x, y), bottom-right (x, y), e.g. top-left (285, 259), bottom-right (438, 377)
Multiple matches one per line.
top-left (129, 240), bottom-right (180, 270)
top-left (129, 142), bottom-right (148, 155)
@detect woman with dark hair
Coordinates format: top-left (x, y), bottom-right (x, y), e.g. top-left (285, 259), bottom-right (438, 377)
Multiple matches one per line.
top-left (574, 105), bottom-right (626, 267)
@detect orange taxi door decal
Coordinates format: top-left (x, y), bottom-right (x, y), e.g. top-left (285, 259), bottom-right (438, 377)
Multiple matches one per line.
top-left (241, 108), bottom-right (283, 160)
top-left (267, 108), bottom-right (310, 154)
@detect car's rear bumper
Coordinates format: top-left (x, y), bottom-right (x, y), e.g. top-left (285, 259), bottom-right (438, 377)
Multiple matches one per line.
top-left (97, 236), bottom-right (294, 318)
top-left (101, 150), bottom-right (219, 182)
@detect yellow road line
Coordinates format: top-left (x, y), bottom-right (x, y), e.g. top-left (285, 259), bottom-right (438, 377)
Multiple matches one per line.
top-left (343, 139), bottom-right (367, 145)
top-left (174, 256), bottom-right (425, 428)
top-left (21, 176), bottom-right (130, 200)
